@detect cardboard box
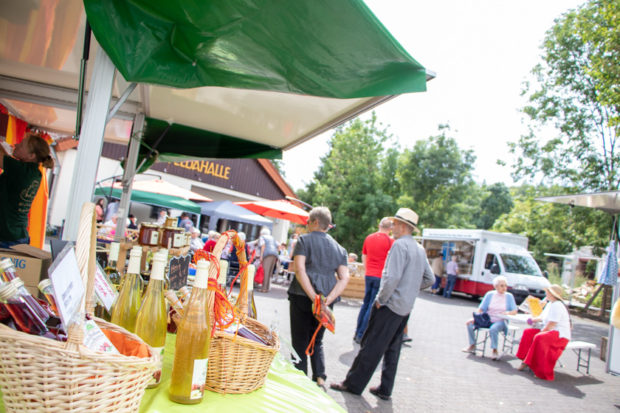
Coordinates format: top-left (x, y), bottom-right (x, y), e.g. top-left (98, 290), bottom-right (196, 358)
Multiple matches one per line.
top-left (0, 244), bottom-right (52, 297)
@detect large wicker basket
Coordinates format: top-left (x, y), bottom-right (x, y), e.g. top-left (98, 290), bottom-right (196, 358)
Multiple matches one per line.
top-left (204, 231), bottom-right (280, 394)
top-left (0, 203), bottom-right (158, 412)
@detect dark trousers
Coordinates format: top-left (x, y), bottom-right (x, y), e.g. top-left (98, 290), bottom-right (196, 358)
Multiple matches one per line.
top-left (289, 294), bottom-right (329, 381)
top-left (354, 276), bottom-right (381, 340)
top-left (344, 305), bottom-right (409, 395)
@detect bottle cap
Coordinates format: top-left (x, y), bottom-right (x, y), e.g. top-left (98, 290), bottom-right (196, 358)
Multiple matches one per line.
top-left (10, 278), bottom-right (24, 290)
top-left (194, 259), bottom-right (210, 289)
top-left (38, 278), bottom-right (52, 292)
top-left (0, 258), bottom-right (14, 272)
top-left (109, 242), bottom-right (120, 261)
top-left (150, 251), bottom-right (167, 281)
top-left (127, 246), bottom-right (143, 274)
top-left (0, 281), bottom-right (18, 302)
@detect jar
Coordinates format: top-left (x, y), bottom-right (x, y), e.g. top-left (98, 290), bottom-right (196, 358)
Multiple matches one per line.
top-left (139, 223), bottom-right (160, 246)
top-left (160, 227), bottom-right (185, 249)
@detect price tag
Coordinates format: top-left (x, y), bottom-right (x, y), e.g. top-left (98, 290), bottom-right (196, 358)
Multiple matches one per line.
top-left (94, 263), bottom-right (119, 312)
top-left (48, 243), bottom-right (85, 328)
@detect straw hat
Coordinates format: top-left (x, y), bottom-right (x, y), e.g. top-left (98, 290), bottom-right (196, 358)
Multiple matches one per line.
top-left (391, 208), bottom-right (419, 229)
top-left (545, 284), bottom-right (564, 301)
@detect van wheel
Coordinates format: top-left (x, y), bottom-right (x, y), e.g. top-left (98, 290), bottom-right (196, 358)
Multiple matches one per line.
top-left (471, 295), bottom-right (480, 301)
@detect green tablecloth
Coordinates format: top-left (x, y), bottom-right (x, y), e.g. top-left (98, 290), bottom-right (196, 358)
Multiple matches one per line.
top-left (0, 334), bottom-right (345, 413)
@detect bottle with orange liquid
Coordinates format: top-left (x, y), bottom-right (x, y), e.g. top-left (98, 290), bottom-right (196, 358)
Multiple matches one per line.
top-left (168, 259), bottom-right (212, 404)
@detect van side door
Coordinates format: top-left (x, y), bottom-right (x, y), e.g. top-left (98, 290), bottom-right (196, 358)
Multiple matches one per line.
top-left (482, 253), bottom-right (500, 280)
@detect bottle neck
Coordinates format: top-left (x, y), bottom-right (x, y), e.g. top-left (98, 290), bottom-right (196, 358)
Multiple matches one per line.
top-left (127, 256), bottom-right (141, 274)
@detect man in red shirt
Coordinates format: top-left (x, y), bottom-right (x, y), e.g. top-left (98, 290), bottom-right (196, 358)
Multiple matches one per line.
top-left (353, 217), bottom-right (394, 343)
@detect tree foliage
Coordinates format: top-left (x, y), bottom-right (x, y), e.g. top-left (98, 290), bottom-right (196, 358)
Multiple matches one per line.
top-left (301, 115), bottom-right (397, 253)
top-left (474, 183), bottom-right (514, 230)
top-left (509, 0), bottom-right (619, 191)
top-left (493, 185), bottom-right (611, 267)
top-left (396, 125), bottom-right (478, 228)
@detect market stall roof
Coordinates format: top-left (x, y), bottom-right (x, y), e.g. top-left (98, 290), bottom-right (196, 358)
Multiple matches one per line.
top-left (95, 179), bottom-right (207, 214)
top-left (536, 191), bottom-right (620, 215)
top-left (0, 0), bottom-right (433, 163)
top-left (198, 200), bottom-right (273, 231)
top-left (236, 200), bottom-right (309, 225)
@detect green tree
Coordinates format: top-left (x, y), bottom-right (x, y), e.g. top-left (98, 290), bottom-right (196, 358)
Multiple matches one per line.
top-left (475, 183), bottom-right (514, 229)
top-left (303, 114), bottom-right (397, 253)
top-left (493, 185), bottom-right (611, 267)
top-left (508, 0), bottom-right (619, 191)
top-left (396, 125), bottom-right (478, 228)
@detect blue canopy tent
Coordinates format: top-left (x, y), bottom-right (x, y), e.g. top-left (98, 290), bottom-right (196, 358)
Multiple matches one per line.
top-left (199, 200), bottom-right (273, 232)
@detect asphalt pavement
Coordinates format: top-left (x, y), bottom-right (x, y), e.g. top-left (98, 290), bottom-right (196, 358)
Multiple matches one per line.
top-left (252, 281), bottom-right (620, 413)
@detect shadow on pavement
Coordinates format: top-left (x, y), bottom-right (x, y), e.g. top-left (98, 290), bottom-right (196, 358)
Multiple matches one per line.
top-left (466, 353), bottom-right (603, 399)
top-left (340, 392), bottom-right (394, 413)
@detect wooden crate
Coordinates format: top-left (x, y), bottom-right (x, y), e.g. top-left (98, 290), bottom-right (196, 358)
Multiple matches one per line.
top-left (342, 276), bottom-right (365, 299)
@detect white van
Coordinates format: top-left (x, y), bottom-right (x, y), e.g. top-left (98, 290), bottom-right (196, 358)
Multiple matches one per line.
top-left (421, 229), bottom-right (550, 303)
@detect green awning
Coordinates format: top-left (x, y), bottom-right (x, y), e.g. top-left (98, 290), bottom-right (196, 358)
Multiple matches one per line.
top-left (95, 187), bottom-right (202, 214)
top-left (83, 0), bottom-right (427, 98)
top-left (138, 117), bottom-right (282, 172)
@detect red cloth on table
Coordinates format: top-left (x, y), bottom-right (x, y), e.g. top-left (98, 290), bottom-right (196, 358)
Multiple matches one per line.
top-left (516, 328), bottom-right (569, 380)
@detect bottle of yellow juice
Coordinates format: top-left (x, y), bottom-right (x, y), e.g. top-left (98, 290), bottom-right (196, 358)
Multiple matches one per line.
top-left (169, 259), bottom-right (212, 404)
top-left (135, 250), bottom-right (168, 388)
top-left (110, 246), bottom-right (143, 332)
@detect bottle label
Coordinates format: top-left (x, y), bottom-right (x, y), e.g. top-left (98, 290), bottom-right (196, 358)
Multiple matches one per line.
top-left (190, 358), bottom-right (208, 399)
top-left (148, 346), bottom-right (165, 387)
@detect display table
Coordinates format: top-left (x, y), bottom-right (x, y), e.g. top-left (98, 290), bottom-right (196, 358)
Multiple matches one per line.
top-left (0, 333), bottom-right (345, 413)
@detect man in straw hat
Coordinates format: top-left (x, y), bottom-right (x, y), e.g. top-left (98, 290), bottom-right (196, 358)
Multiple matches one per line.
top-left (515, 284), bottom-right (571, 380)
top-left (331, 207), bottom-right (434, 400)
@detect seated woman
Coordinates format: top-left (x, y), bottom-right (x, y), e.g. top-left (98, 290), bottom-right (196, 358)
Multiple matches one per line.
top-left (516, 284), bottom-right (570, 380)
top-left (462, 276), bottom-right (518, 359)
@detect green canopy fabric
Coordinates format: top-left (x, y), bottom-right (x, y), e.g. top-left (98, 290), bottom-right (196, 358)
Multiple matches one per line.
top-left (138, 117), bottom-right (282, 172)
top-left (83, 0), bottom-right (427, 98)
top-left (95, 187), bottom-right (202, 214)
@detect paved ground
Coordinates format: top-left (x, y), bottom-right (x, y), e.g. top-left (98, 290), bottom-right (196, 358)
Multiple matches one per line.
top-left (252, 281), bottom-right (620, 413)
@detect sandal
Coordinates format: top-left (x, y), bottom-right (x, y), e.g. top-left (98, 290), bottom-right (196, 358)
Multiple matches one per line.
top-left (517, 362), bottom-right (528, 371)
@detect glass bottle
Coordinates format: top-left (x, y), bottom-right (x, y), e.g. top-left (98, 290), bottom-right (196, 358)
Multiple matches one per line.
top-left (169, 259), bottom-right (212, 404)
top-left (0, 280), bottom-right (48, 335)
top-left (135, 250), bottom-right (168, 388)
top-left (247, 264), bottom-right (257, 319)
top-left (105, 242), bottom-right (122, 291)
top-left (110, 246), bottom-right (143, 332)
top-left (38, 279), bottom-right (59, 316)
top-left (0, 258), bottom-right (50, 323)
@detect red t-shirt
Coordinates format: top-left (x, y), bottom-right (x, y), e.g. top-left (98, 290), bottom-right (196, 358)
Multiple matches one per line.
top-left (203, 239), bottom-right (217, 252)
top-left (362, 232), bottom-right (394, 278)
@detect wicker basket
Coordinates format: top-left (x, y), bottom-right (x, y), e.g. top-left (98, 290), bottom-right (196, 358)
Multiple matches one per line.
top-left (204, 231), bottom-right (280, 394)
top-left (0, 203), bottom-right (158, 412)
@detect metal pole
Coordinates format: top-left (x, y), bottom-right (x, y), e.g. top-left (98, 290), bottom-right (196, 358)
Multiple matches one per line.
top-left (62, 46), bottom-right (115, 241)
top-left (114, 113), bottom-right (145, 241)
top-left (75, 22), bottom-right (91, 138)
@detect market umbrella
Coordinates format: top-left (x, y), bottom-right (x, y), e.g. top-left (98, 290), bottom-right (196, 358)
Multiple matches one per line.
top-left (236, 200), bottom-right (309, 225)
top-left (95, 179), bottom-right (208, 214)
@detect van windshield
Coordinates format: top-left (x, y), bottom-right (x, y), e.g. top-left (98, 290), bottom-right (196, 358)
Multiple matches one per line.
top-left (499, 254), bottom-right (541, 276)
